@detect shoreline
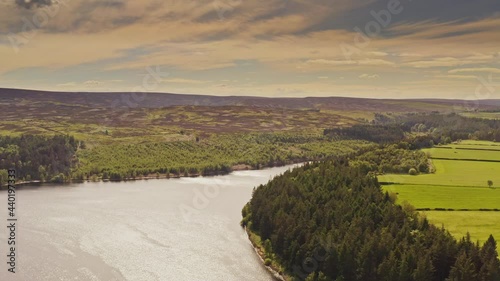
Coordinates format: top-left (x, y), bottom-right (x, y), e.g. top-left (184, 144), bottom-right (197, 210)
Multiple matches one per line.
top-left (1, 162), bottom-right (307, 190)
top-left (244, 226), bottom-right (289, 281)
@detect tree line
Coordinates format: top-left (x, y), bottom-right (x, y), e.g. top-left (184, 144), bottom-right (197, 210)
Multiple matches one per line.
top-left (325, 113), bottom-right (500, 147)
top-left (352, 142), bottom-right (430, 175)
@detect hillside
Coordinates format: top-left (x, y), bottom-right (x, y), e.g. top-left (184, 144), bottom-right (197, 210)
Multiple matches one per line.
top-left (2, 87), bottom-right (498, 111)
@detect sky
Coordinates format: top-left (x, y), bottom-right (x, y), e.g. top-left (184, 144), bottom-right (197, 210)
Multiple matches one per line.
top-left (0, 0), bottom-right (499, 99)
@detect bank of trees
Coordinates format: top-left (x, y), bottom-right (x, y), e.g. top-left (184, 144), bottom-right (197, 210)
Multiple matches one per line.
top-left (393, 113), bottom-right (500, 143)
top-left (0, 135), bottom-right (78, 185)
top-left (325, 113), bottom-right (500, 147)
top-left (243, 160), bottom-right (500, 281)
top-left (76, 133), bottom-right (373, 181)
top-left (352, 143), bottom-right (430, 175)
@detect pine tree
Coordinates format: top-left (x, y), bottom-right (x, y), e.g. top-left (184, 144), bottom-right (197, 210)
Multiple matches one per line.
top-left (447, 251), bottom-right (478, 281)
top-left (478, 235), bottom-right (500, 281)
top-left (413, 254), bottom-right (434, 281)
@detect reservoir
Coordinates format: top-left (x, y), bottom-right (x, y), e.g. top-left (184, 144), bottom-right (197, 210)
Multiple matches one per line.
top-left (0, 165), bottom-right (299, 281)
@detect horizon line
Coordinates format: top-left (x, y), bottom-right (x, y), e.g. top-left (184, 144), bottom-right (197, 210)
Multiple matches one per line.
top-left (1, 87), bottom-right (498, 101)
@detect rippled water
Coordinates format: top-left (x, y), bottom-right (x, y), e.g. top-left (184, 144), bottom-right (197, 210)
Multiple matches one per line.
top-left (0, 165), bottom-right (298, 281)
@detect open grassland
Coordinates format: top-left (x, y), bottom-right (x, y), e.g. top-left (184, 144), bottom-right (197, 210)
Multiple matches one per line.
top-left (383, 184), bottom-right (500, 209)
top-left (423, 147), bottom-right (500, 161)
top-left (423, 211), bottom-right (500, 246)
top-left (379, 159), bottom-right (500, 187)
top-left (454, 140), bottom-right (500, 146)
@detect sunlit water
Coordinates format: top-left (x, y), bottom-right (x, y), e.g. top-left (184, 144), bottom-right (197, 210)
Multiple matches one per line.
top-left (0, 165), bottom-right (299, 281)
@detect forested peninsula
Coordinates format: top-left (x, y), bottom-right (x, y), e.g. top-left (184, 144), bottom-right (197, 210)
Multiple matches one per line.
top-left (242, 159), bottom-right (500, 281)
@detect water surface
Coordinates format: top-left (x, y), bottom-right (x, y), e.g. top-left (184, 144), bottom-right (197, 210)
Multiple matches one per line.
top-left (0, 165), bottom-right (298, 281)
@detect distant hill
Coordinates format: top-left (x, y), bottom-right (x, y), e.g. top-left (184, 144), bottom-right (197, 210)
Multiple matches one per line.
top-left (1, 87), bottom-right (499, 112)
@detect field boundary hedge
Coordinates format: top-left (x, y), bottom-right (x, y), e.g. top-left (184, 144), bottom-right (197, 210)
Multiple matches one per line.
top-left (417, 208), bottom-right (500, 212)
top-left (379, 182), bottom-right (497, 189)
top-left (429, 157), bottom-right (500, 163)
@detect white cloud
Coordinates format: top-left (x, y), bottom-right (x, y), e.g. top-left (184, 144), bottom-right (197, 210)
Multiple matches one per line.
top-left (306, 59), bottom-right (356, 66)
top-left (406, 57), bottom-right (462, 68)
top-left (397, 53), bottom-right (423, 57)
top-left (84, 80), bottom-right (104, 86)
top-left (449, 68), bottom-right (500, 74)
top-left (368, 52), bottom-right (389, 57)
top-left (161, 78), bottom-right (211, 84)
top-left (56, 82), bottom-right (77, 87)
top-left (306, 58), bottom-right (394, 67)
top-left (435, 74), bottom-right (478, 80)
top-left (359, 74), bottom-right (380, 80)
top-left (357, 59), bottom-right (394, 66)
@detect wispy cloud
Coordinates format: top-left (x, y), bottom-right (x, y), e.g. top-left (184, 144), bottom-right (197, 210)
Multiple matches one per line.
top-left (449, 68), bottom-right (500, 74)
top-left (359, 74), bottom-right (380, 80)
top-left (162, 78), bottom-right (211, 84)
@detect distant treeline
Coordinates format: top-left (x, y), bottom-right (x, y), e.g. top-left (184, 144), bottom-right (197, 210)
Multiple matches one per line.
top-left (243, 159), bottom-right (500, 281)
top-left (394, 113), bottom-right (500, 142)
top-left (0, 135), bottom-right (78, 186)
top-left (352, 143), bottom-right (430, 175)
top-left (325, 113), bottom-right (500, 148)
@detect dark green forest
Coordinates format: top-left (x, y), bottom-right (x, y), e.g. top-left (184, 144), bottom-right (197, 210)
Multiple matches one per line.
top-left (0, 135), bottom-right (78, 186)
top-left (392, 113), bottom-right (500, 142)
top-left (242, 160), bottom-right (500, 281)
top-left (352, 143), bottom-right (430, 175)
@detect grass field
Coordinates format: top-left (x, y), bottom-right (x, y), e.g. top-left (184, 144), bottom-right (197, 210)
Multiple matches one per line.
top-left (379, 159), bottom-right (500, 187)
top-left (422, 147), bottom-right (500, 161)
top-left (380, 140), bottom-right (500, 245)
top-left (383, 184), bottom-right (500, 209)
top-left (423, 211), bottom-right (500, 245)
top-left (440, 145), bottom-right (500, 151)
top-left (454, 140), bottom-right (500, 146)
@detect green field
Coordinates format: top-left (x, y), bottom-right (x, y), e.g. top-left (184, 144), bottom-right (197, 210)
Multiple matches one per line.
top-left (423, 147), bottom-right (500, 161)
top-left (383, 184), bottom-right (500, 209)
top-left (440, 145), bottom-right (500, 151)
top-left (380, 141), bottom-right (500, 244)
top-left (454, 140), bottom-right (500, 146)
top-left (379, 159), bottom-right (500, 187)
top-left (423, 211), bottom-right (500, 245)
